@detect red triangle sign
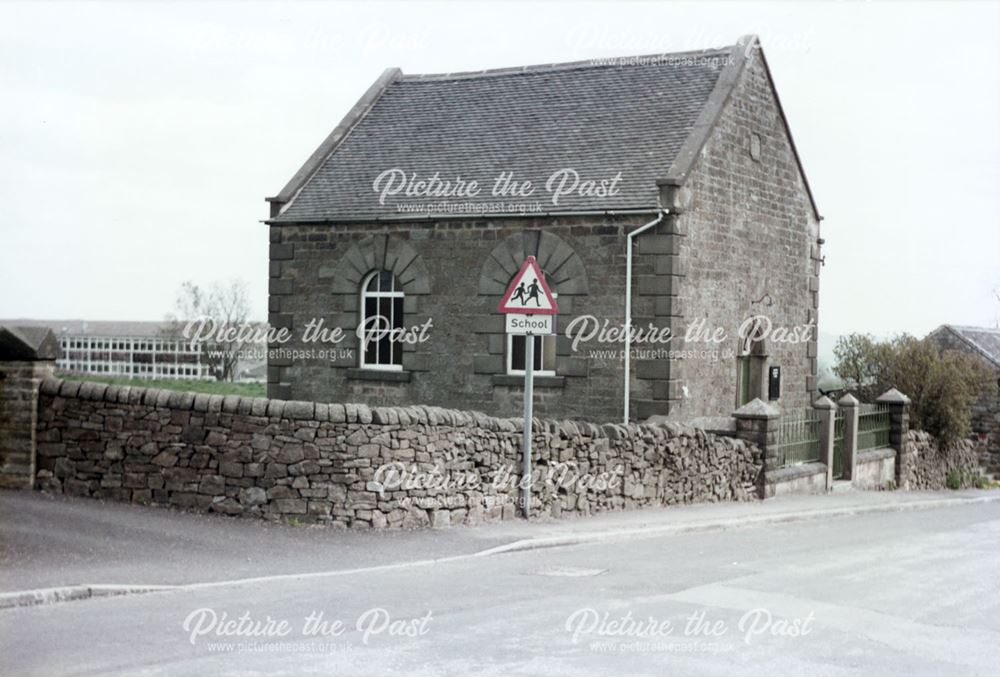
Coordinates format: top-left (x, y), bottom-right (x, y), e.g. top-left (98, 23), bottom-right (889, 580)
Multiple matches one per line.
top-left (498, 256), bottom-right (558, 315)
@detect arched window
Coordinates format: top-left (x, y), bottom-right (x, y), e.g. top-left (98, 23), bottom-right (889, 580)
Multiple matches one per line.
top-left (507, 272), bottom-right (557, 376)
top-left (360, 270), bottom-right (404, 370)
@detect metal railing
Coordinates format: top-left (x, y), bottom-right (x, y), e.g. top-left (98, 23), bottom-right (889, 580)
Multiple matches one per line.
top-left (857, 403), bottom-right (891, 451)
top-left (772, 409), bottom-right (821, 467)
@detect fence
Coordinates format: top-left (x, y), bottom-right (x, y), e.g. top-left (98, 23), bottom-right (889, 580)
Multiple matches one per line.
top-left (771, 408), bottom-right (821, 468)
top-left (733, 389), bottom-right (912, 496)
top-left (857, 403), bottom-right (891, 451)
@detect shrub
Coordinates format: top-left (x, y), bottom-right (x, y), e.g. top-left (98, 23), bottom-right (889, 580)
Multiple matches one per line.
top-left (834, 334), bottom-right (992, 447)
top-left (945, 471), bottom-right (962, 490)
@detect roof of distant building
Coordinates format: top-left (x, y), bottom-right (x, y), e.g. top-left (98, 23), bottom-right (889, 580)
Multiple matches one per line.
top-left (928, 324), bottom-right (1000, 368)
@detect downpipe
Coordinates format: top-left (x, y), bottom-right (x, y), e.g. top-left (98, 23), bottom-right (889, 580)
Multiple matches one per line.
top-left (623, 209), bottom-right (669, 424)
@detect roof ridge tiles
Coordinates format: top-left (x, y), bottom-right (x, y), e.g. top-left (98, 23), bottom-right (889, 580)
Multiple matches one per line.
top-left (397, 47), bottom-right (735, 82)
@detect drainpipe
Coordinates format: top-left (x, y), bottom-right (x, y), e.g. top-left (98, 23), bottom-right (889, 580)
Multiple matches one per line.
top-left (623, 209), bottom-right (669, 424)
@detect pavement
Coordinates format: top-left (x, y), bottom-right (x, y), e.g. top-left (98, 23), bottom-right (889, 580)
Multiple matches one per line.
top-left (1, 489), bottom-right (999, 675)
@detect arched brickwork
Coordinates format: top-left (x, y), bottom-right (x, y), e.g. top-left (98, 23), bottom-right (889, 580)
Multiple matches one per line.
top-left (329, 235), bottom-right (431, 296)
top-left (477, 231), bottom-right (588, 296)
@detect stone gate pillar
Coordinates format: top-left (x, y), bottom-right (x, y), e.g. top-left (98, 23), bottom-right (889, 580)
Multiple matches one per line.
top-left (837, 393), bottom-right (860, 482)
top-left (734, 398), bottom-right (780, 497)
top-left (814, 396), bottom-right (837, 491)
top-left (0, 326), bottom-right (59, 489)
top-left (877, 388), bottom-right (912, 489)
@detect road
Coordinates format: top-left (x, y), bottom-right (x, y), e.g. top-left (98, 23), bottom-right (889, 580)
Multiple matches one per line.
top-left (1, 494), bottom-right (998, 675)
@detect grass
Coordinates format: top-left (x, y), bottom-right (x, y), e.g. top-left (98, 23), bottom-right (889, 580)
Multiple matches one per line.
top-left (945, 470), bottom-right (998, 491)
top-left (59, 373), bottom-right (266, 398)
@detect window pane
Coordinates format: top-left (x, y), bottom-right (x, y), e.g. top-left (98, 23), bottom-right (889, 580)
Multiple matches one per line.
top-left (377, 334), bottom-right (391, 364)
top-left (533, 336), bottom-right (543, 370)
top-left (365, 338), bottom-right (378, 365)
top-left (366, 275), bottom-right (379, 292)
top-left (392, 298), bottom-right (403, 329)
top-left (379, 270), bottom-right (394, 292)
top-left (542, 336), bottom-right (556, 371)
top-left (511, 336), bottom-right (525, 371)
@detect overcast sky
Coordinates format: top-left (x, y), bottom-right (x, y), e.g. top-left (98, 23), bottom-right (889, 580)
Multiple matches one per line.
top-left (1, 0), bottom-right (998, 337)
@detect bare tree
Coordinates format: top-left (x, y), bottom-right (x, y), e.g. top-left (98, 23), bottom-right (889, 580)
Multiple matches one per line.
top-left (166, 279), bottom-right (255, 381)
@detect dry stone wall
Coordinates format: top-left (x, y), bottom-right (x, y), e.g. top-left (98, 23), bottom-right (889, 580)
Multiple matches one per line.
top-left (33, 378), bottom-right (762, 528)
top-left (903, 430), bottom-right (980, 490)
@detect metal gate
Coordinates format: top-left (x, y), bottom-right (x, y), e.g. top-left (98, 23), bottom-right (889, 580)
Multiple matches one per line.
top-left (831, 410), bottom-right (846, 479)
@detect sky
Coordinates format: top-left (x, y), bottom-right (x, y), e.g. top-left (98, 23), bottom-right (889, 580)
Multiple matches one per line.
top-left (1, 0), bottom-right (998, 338)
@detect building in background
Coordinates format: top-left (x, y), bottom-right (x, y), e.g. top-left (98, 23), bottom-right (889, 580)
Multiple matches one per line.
top-left (0, 320), bottom-right (217, 381)
top-left (926, 324), bottom-right (1000, 470)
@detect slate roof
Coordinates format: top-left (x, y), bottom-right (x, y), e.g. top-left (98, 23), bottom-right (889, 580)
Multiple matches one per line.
top-left (271, 43), bottom-right (747, 222)
top-left (932, 325), bottom-right (1000, 369)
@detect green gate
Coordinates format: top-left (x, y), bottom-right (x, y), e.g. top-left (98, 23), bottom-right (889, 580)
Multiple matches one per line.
top-left (858, 403), bottom-right (891, 451)
top-left (772, 409), bottom-right (821, 468)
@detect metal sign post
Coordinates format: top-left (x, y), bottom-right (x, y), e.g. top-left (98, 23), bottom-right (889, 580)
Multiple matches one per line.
top-left (522, 336), bottom-right (534, 518)
top-left (497, 255), bottom-right (558, 520)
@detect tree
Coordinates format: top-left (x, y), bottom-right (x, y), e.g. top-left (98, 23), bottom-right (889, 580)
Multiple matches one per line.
top-left (885, 336), bottom-right (992, 446)
top-left (167, 279), bottom-right (255, 382)
top-left (833, 333), bottom-right (992, 446)
top-left (831, 334), bottom-right (893, 402)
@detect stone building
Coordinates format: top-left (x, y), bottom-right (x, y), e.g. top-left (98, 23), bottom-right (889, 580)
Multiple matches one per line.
top-left (265, 35), bottom-right (823, 423)
top-left (926, 324), bottom-right (1000, 470)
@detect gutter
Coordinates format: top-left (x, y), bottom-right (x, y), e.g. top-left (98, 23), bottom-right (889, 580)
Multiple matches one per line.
top-left (262, 208), bottom-right (662, 226)
top-left (623, 209), bottom-right (669, 424)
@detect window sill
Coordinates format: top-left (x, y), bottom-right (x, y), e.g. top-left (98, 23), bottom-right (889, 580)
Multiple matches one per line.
top-left (344, 368), bottom-right (411, 383)
top-left (491, 374), bottom-right (565, 388)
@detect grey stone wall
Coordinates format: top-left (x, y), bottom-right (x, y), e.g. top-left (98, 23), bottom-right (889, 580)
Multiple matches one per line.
top-left (269, 216), bottom-right (672, 423)
top-left (903, 430), bottom-right (981, 490)
top-left (33, 378), bottom-right (762, 528)
top-left (665, 51), bottom-right (821, 418)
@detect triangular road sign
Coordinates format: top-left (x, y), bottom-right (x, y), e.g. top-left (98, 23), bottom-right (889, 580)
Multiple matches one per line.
top-left (498, 255), bottom-right (558, 315)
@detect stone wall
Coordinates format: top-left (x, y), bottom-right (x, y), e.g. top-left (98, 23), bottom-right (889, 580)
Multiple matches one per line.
top-left (971, 387), bottom-right (1000, 475)
top-left (902, 430), bottom-right (981, 490)
top-left (33, 378), bottom-right (763, 528)
top-left (269, 219), bottom-right (647, 423)
top-left (671, 50), bottom-right (821, 419)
